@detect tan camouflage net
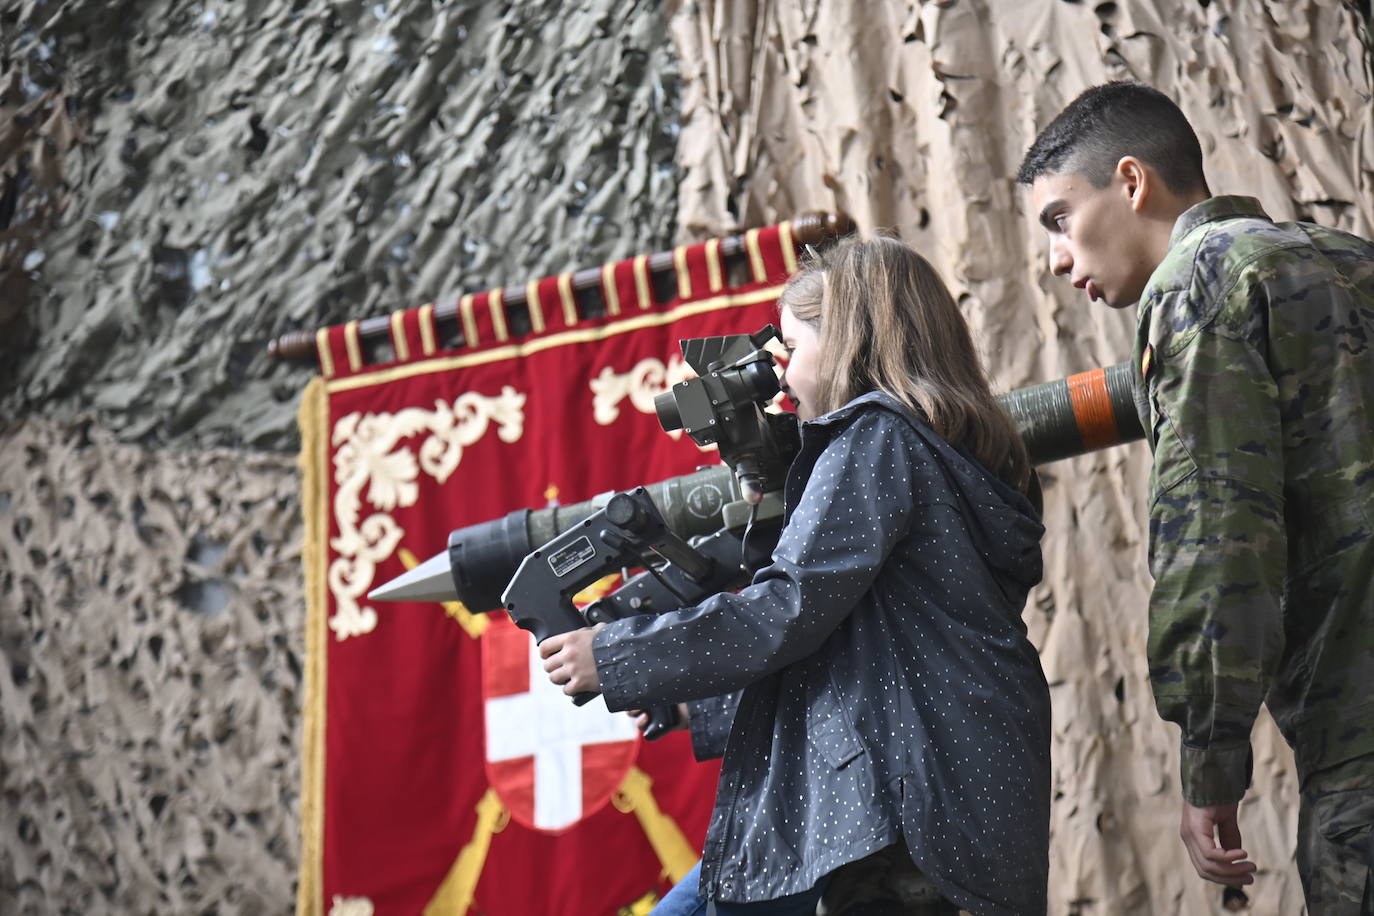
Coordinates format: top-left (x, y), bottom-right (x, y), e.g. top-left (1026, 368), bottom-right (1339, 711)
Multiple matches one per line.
top-left (0, 416), bottom-right (303, 912)
top-left (669, 1), bottom-right (1371, 913)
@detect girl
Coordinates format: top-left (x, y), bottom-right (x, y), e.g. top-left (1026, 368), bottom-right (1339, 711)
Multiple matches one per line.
top-left (541, 235), bottom-right (1051, 916)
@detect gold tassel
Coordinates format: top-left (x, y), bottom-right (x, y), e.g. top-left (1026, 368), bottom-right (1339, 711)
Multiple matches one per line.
top-left (612, 766), bottom-right (697, 884)
top-left (424, 789), bottom-right (510, 915)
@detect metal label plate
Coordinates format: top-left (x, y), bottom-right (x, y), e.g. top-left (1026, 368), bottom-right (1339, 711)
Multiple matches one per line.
top-left (548, 536), bottom-right (597, 578)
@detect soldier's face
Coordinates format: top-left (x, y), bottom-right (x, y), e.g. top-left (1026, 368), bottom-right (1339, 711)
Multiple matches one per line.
top-left (1030, 170), bottom-right (1158, 309)
top-left (780, 306), bottom-right (822, 421)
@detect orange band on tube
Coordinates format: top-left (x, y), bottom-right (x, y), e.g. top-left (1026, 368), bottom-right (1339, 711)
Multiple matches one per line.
top-left (1066, 367), bottom-right (1120, 451)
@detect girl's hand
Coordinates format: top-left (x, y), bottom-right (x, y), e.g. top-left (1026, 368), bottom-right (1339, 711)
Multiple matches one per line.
top-left (539, 624), bottom-right (605, 696)
top-left (628, 703), bottom-right (690, 735)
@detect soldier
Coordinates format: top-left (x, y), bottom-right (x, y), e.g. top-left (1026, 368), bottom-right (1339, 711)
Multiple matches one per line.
top-left (1018, 81), bottom-right (1374, 913)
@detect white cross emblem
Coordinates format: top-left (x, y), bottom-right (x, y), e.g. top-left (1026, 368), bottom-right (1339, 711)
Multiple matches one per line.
top-left (484, 642), bottom-right (639, 830)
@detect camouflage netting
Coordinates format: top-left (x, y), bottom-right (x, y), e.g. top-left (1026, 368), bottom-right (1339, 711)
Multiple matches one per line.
top-left (668, 0), bottom-right (1371, 913)
top-left (0, 0), bottom-right (680, 912)
top-left (0, 416), bottom-right (303, 913)
top-left (0, 0), bottom-right (681, 452)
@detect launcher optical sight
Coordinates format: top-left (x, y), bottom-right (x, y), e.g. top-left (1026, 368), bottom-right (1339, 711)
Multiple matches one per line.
top-left (652, 324), bottom-right (798, 500)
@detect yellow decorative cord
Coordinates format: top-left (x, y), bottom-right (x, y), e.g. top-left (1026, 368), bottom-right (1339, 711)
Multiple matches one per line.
top-left (633, 254), bottom-right (652, 310)
top-left (602, 262), bottom-right (622, 316)
top-left (489, 288), bottom-right (509, 342)
top-left (459, 294), bottom-right (479, 348)
top-left (344, 320), bottom-right (363, 372)
top-left (705, 238), bottom-right (723, 293)
top-left (419, 304), bottom-right (437, 356)
top-left (612, 767), bottom-right (697, 884)
top-left (745, 228), bottom-right (766, 283)
top-left (315, 328), bottom-right (336, 379)
top-left (423, 789), bottom-right (510, 915)
top-left (674, 245), bottom-right (692, 301)
top-left (525, 279), bottom-right (546, 335)
top-left (618, 890), bottom-right (661, 915)
top-left (557, 273), bottom-right (578, 327)
top-left (389, 311), bottom-right (410, 362)
top-left (778, 221), bottom-right (798, 275)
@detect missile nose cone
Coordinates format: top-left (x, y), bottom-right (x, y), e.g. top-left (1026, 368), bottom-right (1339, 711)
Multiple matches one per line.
top-left (368, 548), bottom-right (460, 603)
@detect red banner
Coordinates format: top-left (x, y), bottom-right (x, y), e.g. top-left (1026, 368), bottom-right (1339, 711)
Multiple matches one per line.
top-left (298, 225), bottom-right (801, 915)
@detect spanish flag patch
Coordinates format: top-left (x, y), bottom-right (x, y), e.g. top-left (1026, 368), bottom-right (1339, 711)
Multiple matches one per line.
top-left (1141, 343), bottom-right (1155, 381)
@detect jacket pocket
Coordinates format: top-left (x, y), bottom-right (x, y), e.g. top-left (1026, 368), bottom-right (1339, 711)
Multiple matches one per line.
top-left (810, 714), bottom-right (865, 770)
top-left (1316, 790), bottom-right (1374, 846)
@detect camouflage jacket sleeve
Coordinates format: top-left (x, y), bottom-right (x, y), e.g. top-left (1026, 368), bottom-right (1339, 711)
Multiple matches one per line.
top-left (1139, 263), bottom-right (1288, 808)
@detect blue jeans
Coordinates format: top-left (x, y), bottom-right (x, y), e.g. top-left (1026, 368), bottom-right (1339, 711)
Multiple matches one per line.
top-left (652, 862), bottom-right (829, 916)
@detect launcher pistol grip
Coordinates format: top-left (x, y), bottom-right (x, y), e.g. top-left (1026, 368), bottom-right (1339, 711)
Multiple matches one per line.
top-left (500, 490), bottom-right (712, 730)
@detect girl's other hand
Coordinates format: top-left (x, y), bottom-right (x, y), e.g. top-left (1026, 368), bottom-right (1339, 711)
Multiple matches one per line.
top-left (628, 703), bottom-right (690, 735)
top-left (539, 623), bottom-right (605, 695)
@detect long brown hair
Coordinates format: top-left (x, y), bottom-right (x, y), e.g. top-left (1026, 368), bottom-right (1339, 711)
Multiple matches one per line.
top-left (778, 234), bottom-right (1031, 492)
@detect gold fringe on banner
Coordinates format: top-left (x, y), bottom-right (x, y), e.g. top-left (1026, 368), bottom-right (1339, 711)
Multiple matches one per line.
top-left (633, 254), bottom-right (652, 310)
top-left (525, 279), bottom-right (547, 335)
top-left (390, 311), bottom-right (410, 362)
top-left (673, 245), bottom-right (692, 301)
top-left (705, 238), bottom-right (724, 293)
top-left (344, 320), bottom-right (364, 373)
top-left (419, 303), bottom-right (437, 357)
top-left (296, 376), bottom-right (331, 916)
top-left (602, 262), bottom-right (622, 316)
top-left (557, 272), bottom-right (577, 327)
top-left (744, 228), bottom-right (766, 283)
top-left (778, 221), bottom-right (798, 275)
top-left (323, 284), bottom-right (785, 395)
top-left (460, 294), bottom-right (479, 349)
top-left (315, 329), bottom-right (336, 379)
top-left (489, 288), bottom-right (510, 342)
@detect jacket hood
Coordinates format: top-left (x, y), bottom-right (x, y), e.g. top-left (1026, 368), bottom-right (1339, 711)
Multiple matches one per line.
top-left (804, 391), bottom-right (1045, 592)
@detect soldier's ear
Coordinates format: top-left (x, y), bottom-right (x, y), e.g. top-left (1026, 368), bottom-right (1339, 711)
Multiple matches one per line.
top-left (1116, 157), bottom-right (1151, 212)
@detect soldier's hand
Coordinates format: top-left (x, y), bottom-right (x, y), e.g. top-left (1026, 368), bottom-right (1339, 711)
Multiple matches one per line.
top-left (1180, 801), bottom-right (1256, 887)
top-left (540, 624), bottom-right (605, 696)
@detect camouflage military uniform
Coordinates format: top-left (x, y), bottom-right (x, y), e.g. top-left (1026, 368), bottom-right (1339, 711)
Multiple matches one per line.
top-left (1133, 195), bottom-right (1374, 911)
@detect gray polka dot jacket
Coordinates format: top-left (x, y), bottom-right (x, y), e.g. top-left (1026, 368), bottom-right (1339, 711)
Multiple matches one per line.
top-left (593, 392), bottom-right (1051, 915)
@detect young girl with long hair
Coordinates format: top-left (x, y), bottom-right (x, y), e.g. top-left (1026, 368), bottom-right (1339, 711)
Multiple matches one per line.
top-left (541, 235), bottom-right (1051, 916)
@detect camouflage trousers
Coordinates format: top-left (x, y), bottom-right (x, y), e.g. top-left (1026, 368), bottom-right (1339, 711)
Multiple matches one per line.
top-left (1297, 754), bottom-right (1374, 915)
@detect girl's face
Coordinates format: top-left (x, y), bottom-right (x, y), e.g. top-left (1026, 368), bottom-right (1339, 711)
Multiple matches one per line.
top-left (780, 305), bottom-right (822, 420)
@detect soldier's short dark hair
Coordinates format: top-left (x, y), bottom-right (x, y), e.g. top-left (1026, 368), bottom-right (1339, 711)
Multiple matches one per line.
top-left (1017, 81), bottom-right (1210, 196)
